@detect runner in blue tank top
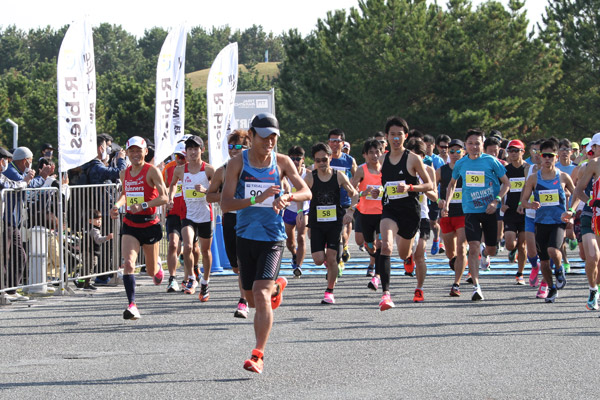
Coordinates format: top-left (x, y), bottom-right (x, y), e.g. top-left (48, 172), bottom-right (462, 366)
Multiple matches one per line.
top-left (328, 128), bottom-right (358, 264)
top-left (221, 113), bottom-right (312, 374)
top-left (522, 140), bottom-right (577, 304)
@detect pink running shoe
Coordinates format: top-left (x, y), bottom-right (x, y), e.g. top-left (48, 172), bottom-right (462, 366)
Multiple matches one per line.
top-left (379, 294), bottom-right (395, 311)
top-left (153, 268), bottom-right (164, 285)
top-left (368, 276), bottom-right (380, 291)
top-left (529, 263), bottom-right (540, 287)
top-left (536, 282), bottom-right (549, 299)
top-left (321, 291), bottom-right (335, 304)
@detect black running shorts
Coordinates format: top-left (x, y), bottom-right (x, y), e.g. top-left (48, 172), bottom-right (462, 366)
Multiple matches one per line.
top-left (237, 237), bottom-right (283, 291)
top-left (464, 212), bottom-right (497, 246)
top-left (122, 223), bottom-right (163, 246)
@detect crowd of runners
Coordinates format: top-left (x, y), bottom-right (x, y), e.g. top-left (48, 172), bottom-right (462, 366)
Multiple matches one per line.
top-left (105, 113), bottom-right (600, 373)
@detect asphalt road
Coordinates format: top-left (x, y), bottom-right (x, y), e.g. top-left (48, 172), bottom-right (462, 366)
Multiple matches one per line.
top-left (1, 241), bottom-right (599, 399)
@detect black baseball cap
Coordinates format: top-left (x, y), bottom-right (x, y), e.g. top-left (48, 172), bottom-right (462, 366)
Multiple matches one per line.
top-left (185, 135), bottom-right (204, 148)
top-left (449, 139), bottom-right (464, 148)
top-left (250, 112), bottom-right (280, 138)
top-left (41, 143), bottom-right (54, 151)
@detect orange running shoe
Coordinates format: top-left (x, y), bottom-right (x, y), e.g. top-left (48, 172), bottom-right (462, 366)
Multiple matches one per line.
top-left (413, 288), bottom-right (424, 303)
top-left (271, 277), bottom-right (288, 310)
top-left (243, 349), bottom-right (264, 374)
top-left (404, 256), bottom-right (415, 275)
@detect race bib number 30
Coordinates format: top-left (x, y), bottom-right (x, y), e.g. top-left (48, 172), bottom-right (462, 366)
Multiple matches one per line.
top-left (509, 177), bottom-right (525, 192)
top-left (316, 205), bottom-right (337, 222)
top-left (385, 181), bottom-right (408, 200)
top-left (245, 182), bottom-right (274, 207)
top-left (126, 191), bottom-right (144, 210)
top-left (539, 189), bottom-right (559, 206)
top-left (450, 188), bottom-right (462, 204)
top-left (466, 171), bottom-right (485, 187)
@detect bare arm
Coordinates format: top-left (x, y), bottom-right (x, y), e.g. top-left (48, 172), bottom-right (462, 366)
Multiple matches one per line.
top-left (110, 169), bottom-right (127, 219)
top-left (206, 166), bottom-right (224, 203)
top-left (424, 165), bottom-right (437, 202)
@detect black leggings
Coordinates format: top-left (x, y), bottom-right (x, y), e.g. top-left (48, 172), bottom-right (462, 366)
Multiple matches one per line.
top-left (223, 213), bottom-right (238, 269)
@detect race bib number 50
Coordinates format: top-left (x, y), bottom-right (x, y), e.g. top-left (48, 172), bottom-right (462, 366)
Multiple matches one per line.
top-left (466, 171), bottom-right (484, 187)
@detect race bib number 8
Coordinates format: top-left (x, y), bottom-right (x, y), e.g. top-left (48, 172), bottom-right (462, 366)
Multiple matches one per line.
top-left (539, 189), bottom-right (559, 206)
top-left (316, 205), bottom-right (337, 222)
top-left (509, 177), bottom-right (525, 192)
top-left (450, 188), bottom-right (462, 204)
top-left (385, 181), bottom-right (408, 200)
top-left (126, 191), bottom-right (144, 210)
top-left (466, 171), bottom-right (485, 187)
top-left (245, 182), bottom-right (274, 207)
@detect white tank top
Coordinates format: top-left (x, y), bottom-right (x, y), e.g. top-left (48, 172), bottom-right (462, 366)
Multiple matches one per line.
top-left (419, 177), bottom-right (429, 219)
top-left (183, 162), bottom-right (212, 223)
top-left (286, 168), bottom-right (309, 213)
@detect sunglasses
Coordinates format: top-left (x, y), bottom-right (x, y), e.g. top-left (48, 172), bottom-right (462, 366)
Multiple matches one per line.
top-left (378, 140), bottom-right (386, 144)
top-left (228, 144), bottom-right (248, 150)
top-left (507, 148), bottom-right (522, 153)
top-left (559, 147), bottom-right (571, 152)
top-left (531, 149), bottom-right (540, 154)
top-left (290, 156), bottom-right (303, 161)
top-left (175, 154), bottom-right (186, 159)
top-left (328, 138), bottom-right (343, 143)
top-left (449, 149), bottom-right (462, 154)
top-left (541, 152), bottom-right (556, 158)
top-left (314, 157), bottom-right (329, 163)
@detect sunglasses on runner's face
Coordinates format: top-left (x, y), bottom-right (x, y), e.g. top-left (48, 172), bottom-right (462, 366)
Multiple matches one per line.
top-left (314, 157), bottom-right (329, 163)
top-left (378, 140), bottom-right (386, 144)
top-left (228, 144), bottom-right (247, 150)
top-left (449, 149), bottom-right (462, 154)
top-left (559, 147), bottom-right (571, 152)
top-left (175, 154), bottom-right (186, 159)
top-left (507, 148), bottom-right (522, 153)
top-left (541, 152), bottom-right (556, 158)
top-left (290, 156), bottom-right (303, 161)
top-left (328, 138), bottom-right (343, 143)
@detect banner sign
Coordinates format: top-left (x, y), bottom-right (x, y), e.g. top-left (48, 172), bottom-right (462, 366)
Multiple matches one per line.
top-left (207, 42), bottom-right (238, 168)
top-left (57, 19), bottom-right (96, 172)
top-left (154, 24), bottom-right (187, 165)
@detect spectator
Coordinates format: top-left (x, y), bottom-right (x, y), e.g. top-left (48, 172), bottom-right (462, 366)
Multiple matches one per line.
top-left (75, 209), bottom-right (114, 291)
top-left (1, 147), bottom-right (36, 301)
top-left (81, 136), bottom-right (126, 184)
top-left (40, 143), bottom-right (54, 161)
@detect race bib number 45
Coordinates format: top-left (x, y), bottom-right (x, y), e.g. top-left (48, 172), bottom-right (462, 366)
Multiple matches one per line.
top-left (466, 171), bottom-right (484, 187)
top-left (245, 182), bottom-right (274, 207)
top-left (126, 191), bottom-right (144, 210)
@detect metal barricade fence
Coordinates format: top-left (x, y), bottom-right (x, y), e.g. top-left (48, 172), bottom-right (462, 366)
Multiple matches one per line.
top-left (1, 186), bottom-right (60, 295)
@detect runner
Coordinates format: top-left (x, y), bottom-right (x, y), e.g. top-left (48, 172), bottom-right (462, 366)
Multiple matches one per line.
top-left (109, 136), bottom-right (168, 320)
top-left (328, 128), bottom-right (358, 265)
top-left (444, 129), bottom-right (510, 301)
top-left (371, 116), bottom-right (433, 311)
top-left (168, 135), bottom-right (214, 301)
top-left (484, 136), bottom-right (508, 258)
top-left (573, 133), bottom-right (600, 311)
top-left (438, 139), bottom-right (467, 296)
top-left (206, 130), bottom-right (251, 317)
top-left (162, 142), bottom-right (197, 293)
top-left (350, 138), bottom-right (383, 288)
top-left (303, 142), bottom-right (357, 304)
top-left (556, 139), bottom-right (578, 273)
top-left (501, 139), bottom-right (529, 285)
top-left (220, 112), bottom-right (311, 373)
top-left (423, 134), bottom-right (446, 255)
top-left (405, 138), bottom-right (437, 302)
top-left (521, 139), bottom-right (576, 303)
top-left (283, 146), bottom-right (309, 278)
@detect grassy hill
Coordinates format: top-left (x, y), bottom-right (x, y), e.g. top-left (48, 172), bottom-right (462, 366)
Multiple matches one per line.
top-left (187, 62), bottom-right (280, 90)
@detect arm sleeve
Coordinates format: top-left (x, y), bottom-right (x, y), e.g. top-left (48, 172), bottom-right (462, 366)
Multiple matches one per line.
top-left (0, 174), bottom-right (27, 189)
top-left (91, 228), bottom-right (111, 245)
top-left (494, 159), bottom-right (507, 178)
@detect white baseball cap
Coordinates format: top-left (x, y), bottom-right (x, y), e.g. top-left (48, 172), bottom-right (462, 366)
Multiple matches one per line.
top-left (125, 136), bottom-right (147, 150)
top-left (174, 142), bottom-right (186, 156)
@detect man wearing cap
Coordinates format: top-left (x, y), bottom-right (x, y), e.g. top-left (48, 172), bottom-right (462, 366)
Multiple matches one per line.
top-left (438, 139), bottom-right (467, 296)
top-left (163, 142), bottom-right (197, 293)
top-left (576, 138), bottom-right (592, 165)
top-left (81, 136), bottom-right (126, 185)
top-left (571, 142), bottom-right (580, 163)
top-left (110, 136), bottom-right (168, 320)
top-left (221, 112), bottom-right (312, 374)
top-left (502, 139), bottom-right (529, 285)
top-left (168, 135), bottom-right (214, 301)
top-left (573, 132), bottom-right (600, 311)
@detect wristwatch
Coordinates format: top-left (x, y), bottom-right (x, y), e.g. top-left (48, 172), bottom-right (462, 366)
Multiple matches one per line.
top-left (141, 202), bottom-right (149, 210)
